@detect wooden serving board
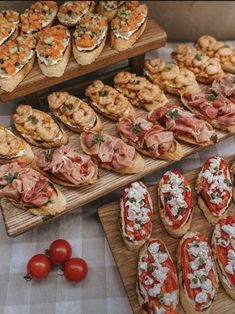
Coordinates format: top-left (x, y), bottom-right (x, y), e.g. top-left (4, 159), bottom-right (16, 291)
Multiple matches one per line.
top-left (98, 160), bottom-right (235, 314)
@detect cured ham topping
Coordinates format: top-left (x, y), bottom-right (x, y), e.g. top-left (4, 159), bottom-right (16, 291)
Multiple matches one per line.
top-left (0, 10), bottom-right (19, 46)
top-left (121, 181), bottom-right (153, 243)
top-left (160, 170), bottom-right (192, 229)
top-left (138, 239), bottom-right (179, 314)
top-left (180, 232), bottom-right (219, 312)
top-left (58, 1), bottom-right (93, 25)
top-left (111, 1), bottom-right (148, 39)
top-left (80, 131), bottom-right (136, 170)
top-left (199, 156), bottom-right (232, 216)
top-left (213, 216), bottom-right (235, 288)
top-left (212, 75), bottom-right (235, 104)
top-left (116, 116), bottom-right (175, 158)
top-left (149, 103), bottom-right (215, 144)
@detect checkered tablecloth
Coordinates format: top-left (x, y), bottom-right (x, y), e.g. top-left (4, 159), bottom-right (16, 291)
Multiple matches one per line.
top-left (1, 43), bottom-right (235, 314)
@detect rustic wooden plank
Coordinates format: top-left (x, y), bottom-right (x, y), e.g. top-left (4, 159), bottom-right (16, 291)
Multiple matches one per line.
top-left (98, 162), bottom-right (235, 314)
top-left (129, 54), bottom-right (146, 75)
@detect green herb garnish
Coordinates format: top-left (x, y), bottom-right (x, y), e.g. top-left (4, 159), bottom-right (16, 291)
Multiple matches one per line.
top-left (195, 52), bottom-right (204, 61)
top-left (43, 150), bottom-right (54, 162)
top-left (156, 294), bottom-right (165, 305)
top-left (224, 179), bottom-right (232, 187)
top-left (192, 278), bottom-right (198, 284)
top-left (132, 122), bottom-right (142, 134)
top-left (207, 94), bottom-right (216, 101)
top-left (199, 257), bottom-right (205, 265)
top-left (99, 90), bottom-right (108, 97)
top-left (169, 109), bottom-right (179, 120)
top-left (15, 62), bottom-right (21, 68)
top-left (147, 264), bottom-right (154, 272)
top-left (92, 134), bottom-right (105, 144)
top-left (200, 275), bottom-right (207, 282)
top-left (62, 104), bottom-right (73, 111)
top-left (4, 172), bottom-right (18, 183)
top-left (27, 115), bottom-right (39, 125)
top-left (131, 79), bottom-right (140, 85)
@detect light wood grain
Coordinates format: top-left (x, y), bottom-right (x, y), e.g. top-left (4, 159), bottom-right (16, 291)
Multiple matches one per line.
top-left (98, 161), bottom-right (235, 314)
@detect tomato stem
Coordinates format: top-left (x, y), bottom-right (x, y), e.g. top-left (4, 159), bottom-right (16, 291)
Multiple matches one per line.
top-left (24, 273), bottom-right (33, 281)
top-left (44, 249), bottom-right (50, 257)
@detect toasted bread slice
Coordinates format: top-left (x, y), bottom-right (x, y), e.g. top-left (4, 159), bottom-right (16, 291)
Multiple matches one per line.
top-left (96, 2), bottom-right (125, 21)
top-left (221, 63), bottom-right (235, 74)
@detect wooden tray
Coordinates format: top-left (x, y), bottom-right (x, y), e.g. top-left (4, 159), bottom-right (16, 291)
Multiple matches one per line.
top-left (98, 158), bottom-right (235, 314)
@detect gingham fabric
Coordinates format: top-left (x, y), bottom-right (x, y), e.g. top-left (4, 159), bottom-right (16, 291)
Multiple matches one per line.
top-left (1, 43), bottom-right (235, 314)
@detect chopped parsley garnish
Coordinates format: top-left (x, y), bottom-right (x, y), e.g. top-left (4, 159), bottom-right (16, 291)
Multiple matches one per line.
top-left (131, 79), bottom-right (140, 85)
top-left (147, 264), bottom-right (154, 272)
top-left (43, 150), bottom-right (54, 162)
top-left (183, 186), bottom-right (190, 192)
top-left (224, 179), bottom-right (232, 187)
top-left (132, 122), bottom-right (142, 134)
top-left (99, 90), bottom-right (108, 97)
top-left (195, 52), bottom-right (204, 61)
top-left (199, 257), bottom-right (205, 265)
top-left (178, 207), bottom-right (185, 215)
top-left (169, 109), bottom-right (179, 120)
top-left (200, 275), bottom-right (207, 282)
top-left (62, 104), bottom-right (73, 111)
top-left (27, 115), bottom-right (39, 125)
top-left (194, 242), bottom-right (200, 248)
top-left (192, 278), bottom-right (198, 284)
top-left (207, 94), bottom-right (216, 101)
top-left (156, 294), bottom-right (165, 305)
top-left (15, 62), bottom-right (21, 68)
top-left (92, 134), bottom-right (105, 144)
top-left (4, 172), bottom-right (18, 183)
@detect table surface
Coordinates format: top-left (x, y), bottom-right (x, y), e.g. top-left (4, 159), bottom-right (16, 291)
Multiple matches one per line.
top-left (1, 43), bottom-right (235, 314)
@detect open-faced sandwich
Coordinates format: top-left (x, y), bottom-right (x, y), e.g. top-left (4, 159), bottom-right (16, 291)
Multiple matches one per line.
top-left (195, 156), bottom-right (232, 225)
top-left (177, 232), bottom-right (219, 314)
top-left (57, 1), bottom-right (95, 27)
top-left (80, 131), bottom-right (145, 174)
top-left (181, 92), bottom-right (235, 132)
top-left (0, 125), bottom-right (34, 165)
top-left (120, 181), bottom-right (153, 251)
top-left (12, 104), bottom-right (68, 148)
top-left (97, 1), bottom-right (126, 21)
top-left (20, 1), bottom-right (58, 35)
top-left (114, 72), bottom-right (168, 111)
top-left (148, 103), bottom-right (217, 146)
top-left (85, 80), bottom-right (135, 121)
top-left (0, 10), bottom-right (19, 47)
top-left (230, 161), bottom-right (235, 202)
top-left (171, 44), bottom-right (224, 84)
top-left (0, 162), bottom-right (66, 216)
top-left (32, 145), bottom-right (98, 187)
top-left (158, 169), bottom-right (193, 238)
top-left (48, 91), bottom-right (102, 133)
top-left (36, 25), bottom-right (71, 77)
top-left (72, 13), bottom-right (108, 65)
top-left (116, 116), bottom-right (183, 161)
top-left (211, 74), bottom-right (235, 104)
top-left (144, 58), bottom-right (201, 95)
top-left (212, 216), bottom-right (235, 300)
top-left (137, 239), bottom-right (179, 314)
top-left (0, 34), bottom-right (35, 92)
top-left (195, 35), bottom-right (235, 74)
top-left (111, 1), bottom-right (148, 51)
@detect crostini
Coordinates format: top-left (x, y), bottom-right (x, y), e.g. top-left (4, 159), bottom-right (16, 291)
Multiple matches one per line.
top-left (0, 34), bottom-right (35, 92)
top-left (137, 239), bottom-right (179, 314)
top-left (120, 181), bottom-right (153, 251)
top-left (116, 116), bottom-right (183, 161)
top-left (177, 232), bottom-right (219, 314)
top-left (158, 169), bottom-right (193, 238)
top-left (0, 10), bottom-right (19, 47)
top-left (57, 1), bottom-right (95, 27)
top-left (230, 161), bottom-right (235, 202)
top-left (111, 1), bottom-right (148, 51)
top-left (212, 216), bottom-right (235, 300)
top-left (85, 80), bottom-right (135, 121)
top-left (148, 103), bottom-right (217, 146)
top-left (20, 1), bottom-right (58, 35)
top-left (114, 71), bottom-right (167, 111)
top-left (48, 91), bottom-right (103, 133)
top-left (211, 74), bottom-right (235, 104)
top-left (171, 44), bottom-right (224, 84)
top-left (80, 131), bottom-right (145, 174)
top-left (72, 13), bottom-right (108, 65)
top-left (97, 1), bottom-right (126, 21)
top-left (181, 92), bottom-right (235, 132)
top-left (12, 104), bottom-right (68, 148)
top-left (144, 58), bottom-right (201, 95)
top-left (32, 145), bottom-right (98, 187)
top-left (0, 162), bottom-right (66, 216)
top-left (195, 156), bottom-right (232, 225)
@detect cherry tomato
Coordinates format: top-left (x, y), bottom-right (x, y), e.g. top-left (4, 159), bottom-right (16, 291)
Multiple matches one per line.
top-left (49, 239), bottom-right (72, 265)
top-left (64, 258), bottom-right (88, 283)
top-left (24, 254), bottom-right (51, 281)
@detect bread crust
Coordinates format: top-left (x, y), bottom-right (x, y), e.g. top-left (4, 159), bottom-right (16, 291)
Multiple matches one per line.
top-left (96, 3), bottom-right (125, 21)
top-left (1, 25), bottom-right (19, 46)
top-left (221, 63), bottom-right (235, 74)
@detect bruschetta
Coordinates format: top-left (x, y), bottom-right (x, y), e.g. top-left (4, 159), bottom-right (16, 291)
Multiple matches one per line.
top-left (230, 161), bottom-right (235, 202)
top-left (85, 80), bottom-right (135, 121)
top-left (80, 131), bottom-right (145, 174)
top-left (97, 1), bottom-right (126, 21)
top-left (144, 58), bottom-right (201, 95)
top-left (0, 162), bottom-right (66, 216)
top-left (171, 44), bottom-right (224, 84)
top-left (0, 10), bottom-right (19, 47)
top-left (181, 92), bottom-right (235, 132)
top-left (177, 232), bottom-right (219, 314)
top-left (116, 116), bottom-right (183, 161)
top-left (0, 34), bottom-right (35, 92)
top-left (12, 104), bottom-right (68, 148)
top-left (48, 91), bottom-right (103, 133)
top-left (212, 216), bottom-right (235, 300)
top-left (111, 1), bottom-right (148, 51)
top-left (36, 25), bottom-right (71, 77)
top-left (72, 13), bottom-right (108, 65)
top-left (32, 145), bottom-right (98, 187)
top-left (195, 156), bottom-right (232, 225)
top-left (211, 74), bottom-right (235, 104)
top-left (57, 1), bottom-right (95, 27)
top-left (120, 181), bottom-right (153, 251)
top-left (20, 1), bottom-right (58, 35)
top-left (148, 103), bottom-right (217, 146)
top-left (137, 239), bottom-right (179, 314)
top-left (158, 169), bottom-right (193, 238)
top-left (114, 72), bottom-right (168, 111)
top-left (0, 125), bottom-right (34, 165)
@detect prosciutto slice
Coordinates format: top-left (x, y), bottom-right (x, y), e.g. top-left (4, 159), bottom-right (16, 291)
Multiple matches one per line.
top-left (212, 75), bottom-right (235, 100)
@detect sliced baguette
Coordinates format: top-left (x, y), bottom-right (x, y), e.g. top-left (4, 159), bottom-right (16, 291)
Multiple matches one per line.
top-left (2, 25), bottom-right (19, 46)
top-left (96, 3), bottom-right (125, 21)
top-left (221, 62), bottom-right (235, 74)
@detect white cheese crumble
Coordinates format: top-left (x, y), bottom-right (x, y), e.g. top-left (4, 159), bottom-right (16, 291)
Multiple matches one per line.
top-left (195, 291), bottom-right (208, 304)
top-left (154, 307), bottom-right (166, 314)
